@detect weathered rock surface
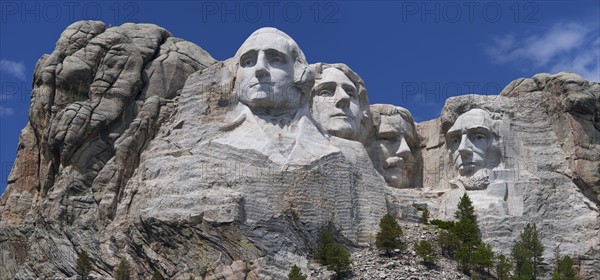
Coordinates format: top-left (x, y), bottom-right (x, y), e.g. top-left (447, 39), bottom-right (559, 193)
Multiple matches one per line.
top-left (0, 22), bottom-right (598, 280)
top-left (0, 21), bottom-right (216, 279)
top-left (341, 222), bottom-right (471, 280)
top-left (415, 73), bottom-right (600, 278)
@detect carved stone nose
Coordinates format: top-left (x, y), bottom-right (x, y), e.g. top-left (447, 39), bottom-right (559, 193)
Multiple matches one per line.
top-left (396, 137), bottom-right (412, 158)
top-left (457, 134), bottom-right (473, 155)
top-left (254, 53), bottom-right (269, 78)
top-left (334, 87), bottom-right (350, 108)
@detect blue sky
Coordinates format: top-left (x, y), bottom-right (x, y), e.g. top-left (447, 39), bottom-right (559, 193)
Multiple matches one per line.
top-left (1, 0), bottom-right (599, 194)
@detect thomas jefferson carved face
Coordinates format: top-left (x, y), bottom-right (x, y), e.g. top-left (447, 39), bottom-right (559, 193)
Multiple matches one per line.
top-left (446, 109), bottom-right (496, 177)
top-left (311, 68), bottom-right (363, 140)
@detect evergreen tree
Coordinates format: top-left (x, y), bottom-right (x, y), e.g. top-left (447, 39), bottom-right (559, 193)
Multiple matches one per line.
top-left (317, 228), bottom-right (335, 265)
top-left (496, 254), bottom-right (512, 280)
top-left (288, 264), bottom-right (307, 280)
top-left (452, 205), bottom-right (480, 274)
top-left (452, 218), bottom-right (480, 246)
top-left (75, 250), bottom-right (92, 280)
top-left (375, 214), bottom-right (403, 254)
top-left (431, 219), bottom-right (455, 230)
top-left (316, 227), bottom-right (352, 278)
top-left (512, 242), bottom-right (535, 280)
top-left (551, 247), bottom-right (580, 280)
top-left (456, 244), bottom-right (473, 273)
top-left (115, 258), bottom-right (131, 280)
top-left (437, 228), bottom-right (460, 258)
top-left (455, 193), bottom-right (476, 223)
top-left (421, 208), bottom-right (429, 224)
top-left (512, 223), bottom-right (544, 280)
top-left (450, 193), bottom-right (484, 275)
top-left (415, 240), bottom-right (438, 267)
top-left (326, 244), bottom-right (352, 278)
top-left (473, 243), bottom-right (494, 275)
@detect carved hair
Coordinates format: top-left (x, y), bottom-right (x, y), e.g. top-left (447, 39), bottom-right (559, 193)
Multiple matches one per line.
top-left (444, 107), bottom-right (500, 139)
top-left (311, 63), bottom-right (370, 115)
top-left (234, 27), bottom-right (314, 97)
top-left (370, 104), bottom-right (416, 134)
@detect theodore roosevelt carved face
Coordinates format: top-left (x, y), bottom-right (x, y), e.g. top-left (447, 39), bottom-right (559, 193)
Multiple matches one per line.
top-left (369, 104), bottom-right (418, 188)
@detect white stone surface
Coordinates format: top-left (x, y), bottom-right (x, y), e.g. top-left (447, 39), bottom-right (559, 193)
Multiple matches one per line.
top-left (0, 24), bottom-right (598, 280)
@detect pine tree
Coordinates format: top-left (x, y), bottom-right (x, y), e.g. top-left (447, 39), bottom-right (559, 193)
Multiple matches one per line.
top-left (75, 250), bottom-right (92, 280)
top-left (115, 258), bottom-right (131, 280)
top-left (512, 223), bottom-right (544, 280)
top-left (421, 208), bottom-right (429, 224)
top-left (456, 244), bottom-right (473, 273)
top-left (455, 193), bottom-right (477, 224)
top-left (437, 228), bottom-right (460, 258)
top-left (326, 244), bottom-right (352, 278)
top-left (496, 254), bottom-right (512, 280)
top-left (551, 247), bottom-right (580, 280)
top-left (473, 243), bottom-right (494, 275)
top-left (451, 193), bottom-right (482, 274)
top-left (288, 264), bottom-right (307, 280)
top-left (452, 218), bottom-right (479, 246)
top-left (375, 214), bottom-right (403, 254)
top-left (415, 240), bottom-right (438, 267)
top-left (317, 228), bottom-right (335, 265)
top-left (316, 227), bottom-right (352, 278)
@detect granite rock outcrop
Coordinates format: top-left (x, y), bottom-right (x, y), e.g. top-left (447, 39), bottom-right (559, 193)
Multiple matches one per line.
top-left (1, 23), bottom-right (598, 280)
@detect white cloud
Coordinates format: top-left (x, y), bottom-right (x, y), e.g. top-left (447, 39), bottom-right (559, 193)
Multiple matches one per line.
top-left (485, 21), bottom-right (600, 82)
top-left (0, 105), bottom-right (15, 116)
top-left (0, 59), bottom-right (26, 81)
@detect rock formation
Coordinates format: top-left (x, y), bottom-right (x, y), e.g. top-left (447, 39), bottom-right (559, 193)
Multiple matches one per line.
top-left (0, 23), bottom-right (598, 280)
top-left (417, 75), bottom-right (600, 277)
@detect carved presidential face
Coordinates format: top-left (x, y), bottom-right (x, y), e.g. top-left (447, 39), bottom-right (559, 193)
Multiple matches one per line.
top-left (235, 32), bottom-right (301, 110)
top-left (377, 113), bottom-right (417, 188)
top-left (311, 68), bottom-right (363, 140)
top-left (446, 109), bottom-right (495, 177)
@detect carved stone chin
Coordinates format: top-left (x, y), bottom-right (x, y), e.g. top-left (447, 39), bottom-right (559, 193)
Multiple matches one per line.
top-left (457, 169), bottom-right (490, 190)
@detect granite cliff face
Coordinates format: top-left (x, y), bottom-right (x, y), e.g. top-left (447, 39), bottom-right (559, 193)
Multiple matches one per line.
top-left (0, 22), bottom-right (598, 279)
top-left (416, 73), bottom-right (600, 278)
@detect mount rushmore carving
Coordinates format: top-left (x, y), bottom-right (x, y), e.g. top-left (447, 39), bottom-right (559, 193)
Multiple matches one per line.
top-left (0, 23), bottom-right (598, 279)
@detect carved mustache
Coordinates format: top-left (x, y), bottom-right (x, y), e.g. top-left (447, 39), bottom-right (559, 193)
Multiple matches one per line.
top-left (384, 157), bottom-right (412, 169)
top-left (330, 112), bottom-right (352, 118)
top-left (250, 82), bottom-right (274, 87)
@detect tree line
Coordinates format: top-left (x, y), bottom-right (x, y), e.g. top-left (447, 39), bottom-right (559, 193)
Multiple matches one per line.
top-left (72, 193), bottom-right (581, 279)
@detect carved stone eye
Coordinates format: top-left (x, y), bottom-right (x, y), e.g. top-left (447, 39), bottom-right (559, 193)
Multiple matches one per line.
top-left (241, 57), bottom-right (255, 67)
top-left (272, 55), bottom-right (283, 63)
top-left (474, 134), bottom-right (486, 141)
top-left (319, 89), bottom-right (334, 96)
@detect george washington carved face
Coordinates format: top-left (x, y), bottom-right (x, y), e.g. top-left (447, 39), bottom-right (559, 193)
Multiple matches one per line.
top-left (234, 28), bottom-right (312, 113)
